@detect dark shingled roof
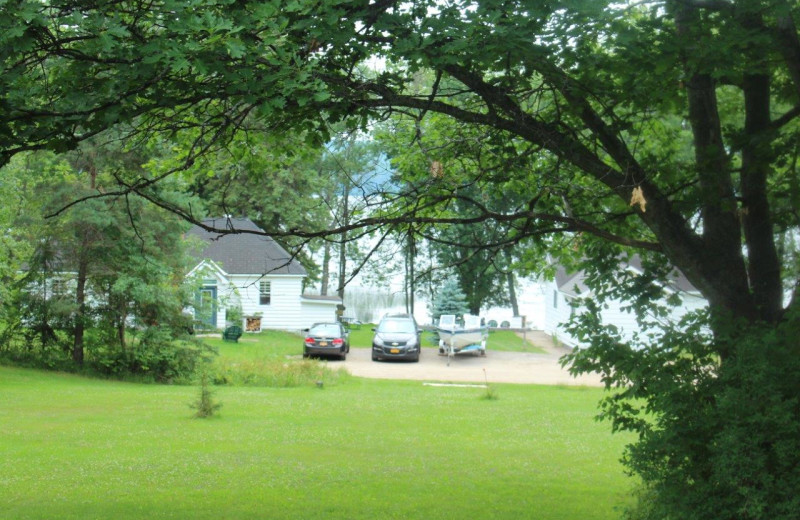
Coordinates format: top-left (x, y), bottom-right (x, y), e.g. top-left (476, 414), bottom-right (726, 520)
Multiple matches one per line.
top-left (187, 217), bottom-right (306, 276)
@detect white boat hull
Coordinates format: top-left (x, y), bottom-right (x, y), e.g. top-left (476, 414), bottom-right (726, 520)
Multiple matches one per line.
top-left (437, 328), bottom-right (486, 351)
top-left (436, 315), bottom-right (488, 364)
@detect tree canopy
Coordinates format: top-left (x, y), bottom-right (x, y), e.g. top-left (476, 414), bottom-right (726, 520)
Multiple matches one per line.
top-left (2, 0), bottom-right (797, 324)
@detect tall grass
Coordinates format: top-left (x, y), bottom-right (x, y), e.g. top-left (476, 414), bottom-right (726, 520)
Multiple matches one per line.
top-left (212, 357), bottom-right (350, 387)
top-left (203, 331), bottom-right (349, 388)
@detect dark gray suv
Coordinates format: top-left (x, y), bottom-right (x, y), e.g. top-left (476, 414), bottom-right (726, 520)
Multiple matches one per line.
top-left (371, 314), bottom-right (421, 362)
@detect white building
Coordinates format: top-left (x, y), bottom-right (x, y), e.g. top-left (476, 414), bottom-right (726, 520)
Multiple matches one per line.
top-left (186, 218), bottom-right (341, 332)
top-left (543, 259), bottom-right (708, 348)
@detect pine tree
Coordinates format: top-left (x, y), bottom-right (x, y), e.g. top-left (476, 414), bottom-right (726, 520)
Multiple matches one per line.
top-left (431, 278), bottom-right (470, 323)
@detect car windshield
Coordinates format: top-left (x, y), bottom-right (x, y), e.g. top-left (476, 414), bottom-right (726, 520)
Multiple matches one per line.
top-left (309, 324), bottom-right (341, 337)
top-left (377, 319), bottom-right (416, 334)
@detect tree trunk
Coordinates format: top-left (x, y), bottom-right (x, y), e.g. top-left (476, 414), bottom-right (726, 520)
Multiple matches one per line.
top-left (406, 231), bottom-right (415, 315)
top-left (320, 240), bottom-right (331, 296)
top-left (337, 185), bottom-right (349, 303)
top-left (739, 9), bottom-right (784, 323)
top-left (72, 251), bottom-right (88, 365)
top-left (507, 272), bottom-right (519, 317)
top-left (741, 72), bottom-right (783, 322)
top-left (504, 249), bottom-right (519, 316)
top-left (404, 242), bottom-right (410, 314)
top-left (672, 4), bottom-right (756, 326)
top-left (117, 300), bottom-right (127, 352)
top-left (72, 159), bottom-right (97, 365)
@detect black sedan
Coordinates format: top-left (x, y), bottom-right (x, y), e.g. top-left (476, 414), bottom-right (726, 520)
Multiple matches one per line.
top-left (371, 314), bottom-right (421, 362)
top-left (303, 322), bottom-right (350, 360)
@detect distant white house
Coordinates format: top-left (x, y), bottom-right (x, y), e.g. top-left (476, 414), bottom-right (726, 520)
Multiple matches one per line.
top-left (543, 259), bottom-right (708, 348)
top-left (479, 276), bottom-right (548, 330)
top-left (186, 217), bottom-right (341, 332)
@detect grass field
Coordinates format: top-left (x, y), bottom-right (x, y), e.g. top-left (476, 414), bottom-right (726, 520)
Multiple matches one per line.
top-left (0, 365), bottom-right (634, 519)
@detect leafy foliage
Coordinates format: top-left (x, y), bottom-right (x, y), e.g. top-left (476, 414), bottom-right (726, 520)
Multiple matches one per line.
top-left (564, 264), bottom-right (800, 520)
top-left (0, 145), bottom-right (205, 381)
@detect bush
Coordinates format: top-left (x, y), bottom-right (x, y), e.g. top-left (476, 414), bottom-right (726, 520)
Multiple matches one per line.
top-left (0, 329), bottom-right (74, 371)
top-left (566, 303), bottom-right (800, 520)
top-left (487, 319), bottom-right (498, 328)
top-left (621, 485), bottom-right (660, 520)
top-left (90, 326), bottom-right (215, 383)
top-left (226, 305), bottom-right (243, 327)
top-left (500, 320), bottom-right (510, 328)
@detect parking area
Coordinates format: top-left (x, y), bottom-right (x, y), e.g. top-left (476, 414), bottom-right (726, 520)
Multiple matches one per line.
top-left (334, 331), bottom-right (603, 387)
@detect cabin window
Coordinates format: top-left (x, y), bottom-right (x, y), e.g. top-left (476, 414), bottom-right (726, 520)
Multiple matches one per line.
top-left (259, 281), bottom-right (271, 305)
top-left (553, 290), bottom-right (558, 309)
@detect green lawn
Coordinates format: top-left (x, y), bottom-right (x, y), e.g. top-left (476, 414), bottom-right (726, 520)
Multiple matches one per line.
top-left (0, 365), bottom-right (634, 519)
top-left (487, 329), bottom-right (549, 353)
top-left (205, 329), bottom-right (301, 360)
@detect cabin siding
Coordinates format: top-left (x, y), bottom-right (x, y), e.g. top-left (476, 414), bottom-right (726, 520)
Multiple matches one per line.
top-left (228, 274), bottom-right (305, 330)
top-left (189, 268), bottom-right (341, 333)
top-left (543, 282), bottom-right (577, 346)
top-left (543, 279), bottom-right (709, 349)
top-left (299, 300), bottom-right (341, 329)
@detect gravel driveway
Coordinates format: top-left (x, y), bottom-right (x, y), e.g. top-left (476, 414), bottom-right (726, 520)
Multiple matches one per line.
top-left (334, 330), bottom-right (603, 387)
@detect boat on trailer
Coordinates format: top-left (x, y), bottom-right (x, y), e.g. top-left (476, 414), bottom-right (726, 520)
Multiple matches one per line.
top-left (437, 314), bottom-right (488, 365)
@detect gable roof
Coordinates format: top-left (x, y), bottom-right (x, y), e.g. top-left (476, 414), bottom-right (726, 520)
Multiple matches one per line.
top-left (554, 256), bottom-right (699, 297)
top-left (554, 265), bottom-right (590, 297)
top-left (626, 255), bottom-right (697, 293)
top-left (186, 217), bottom-right (306, 276)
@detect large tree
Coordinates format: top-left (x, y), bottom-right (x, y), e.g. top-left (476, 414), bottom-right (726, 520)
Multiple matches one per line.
top-left (2, 1), bottom-right (800, 517)
top-left (1, 143), bottom-right (202, 379)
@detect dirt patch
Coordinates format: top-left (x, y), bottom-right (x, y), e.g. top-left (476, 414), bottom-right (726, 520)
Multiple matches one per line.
top-left (330, 330), bottom-right (603, 387)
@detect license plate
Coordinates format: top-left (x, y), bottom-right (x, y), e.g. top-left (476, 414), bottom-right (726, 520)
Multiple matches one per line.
top-left (390, 348), bottom-right (400, 354)
top-left (319, 341), bottom-right (328, 346)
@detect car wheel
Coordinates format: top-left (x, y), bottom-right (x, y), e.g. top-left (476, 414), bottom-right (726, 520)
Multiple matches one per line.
top-left (372, 352), bottom-right (379, 361)
top-left (412, 354), bottom-right (420, 363)
top-left (303, 352), bottom-right (309, 359)
top-left (340, 347), bottom-right (347, 360)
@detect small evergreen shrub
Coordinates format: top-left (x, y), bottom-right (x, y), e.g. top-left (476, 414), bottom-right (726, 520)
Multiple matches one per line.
top-left (190, 369), bottom-right (222, 418)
